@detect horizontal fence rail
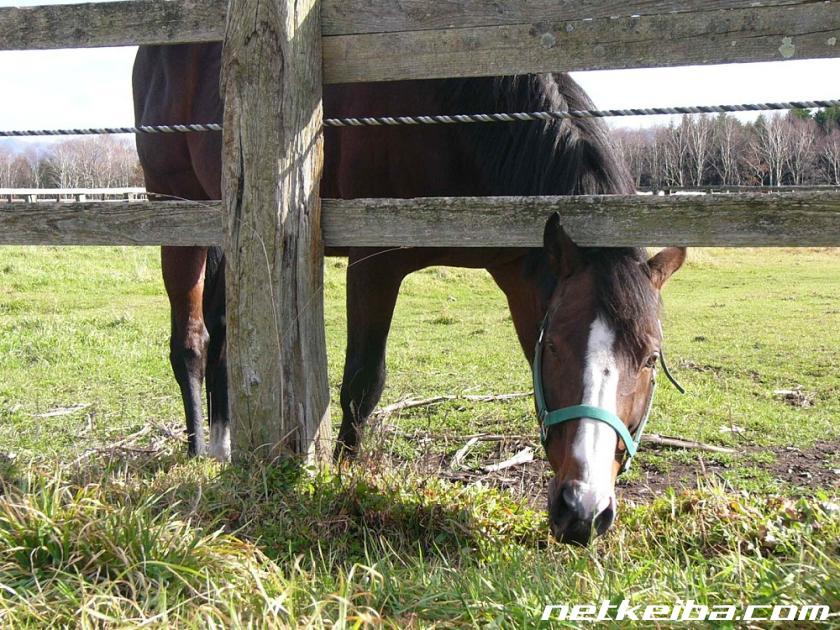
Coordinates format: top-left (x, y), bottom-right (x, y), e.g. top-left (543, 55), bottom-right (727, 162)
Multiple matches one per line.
top-left (323, 0), bottom-right (818, 35)
top-left (0, 0), bottom-right (225, 50)
top-left (1, 193), bottom-right (838, 247)
top-left (0, 201), bottom-right (219, 246)
top-left (323, 2), bottom-right (840, 83)
top-left (1, 1), bottom-right (837, 82)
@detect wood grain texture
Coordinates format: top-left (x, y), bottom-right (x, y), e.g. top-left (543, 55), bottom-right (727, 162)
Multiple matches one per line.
top-left (0, 0), bottom-right (225, 50)
top-left (221, 0), bottom-right (331, 464)
top-left (2, 1), bottom-right (836, 84)
top-left (0, 0), bottom-right (811, 49)
top-left (321, 193), bottom-right (840, 247)
top-left (0, 201), bottom-right (220, 245)
top-left (2, 193), bottom-right (837, 247)
top-left (322, 0), bottom-right (809, 36)
top-left (324, 3), bottom-right (840, 83)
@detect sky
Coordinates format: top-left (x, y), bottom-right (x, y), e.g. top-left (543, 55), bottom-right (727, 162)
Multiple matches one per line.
top-left (1, 0), bottom-right (840, 140)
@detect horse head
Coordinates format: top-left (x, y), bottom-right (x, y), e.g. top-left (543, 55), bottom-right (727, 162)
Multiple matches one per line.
top-left (537, 214), bottom-right (686, 545)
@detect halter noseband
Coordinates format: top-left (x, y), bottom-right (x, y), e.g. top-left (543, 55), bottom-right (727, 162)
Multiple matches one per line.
top-left (533, 316), bottom-right (684, 473)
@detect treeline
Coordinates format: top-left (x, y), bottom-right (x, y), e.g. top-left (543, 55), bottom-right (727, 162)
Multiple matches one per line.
top-left (614, 107), bottom-right (840, 189)
top-left (0, 136), bottom-right (142, 189)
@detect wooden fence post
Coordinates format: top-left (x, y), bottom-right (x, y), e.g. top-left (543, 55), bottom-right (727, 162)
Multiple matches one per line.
top-left (221, 0), bottom-right (331, 463)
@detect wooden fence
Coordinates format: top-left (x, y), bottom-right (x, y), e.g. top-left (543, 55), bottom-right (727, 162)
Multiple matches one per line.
top-left (0, 0), bottom-right (838, 462)
top-left (0, 188), bottom-right (147, 203)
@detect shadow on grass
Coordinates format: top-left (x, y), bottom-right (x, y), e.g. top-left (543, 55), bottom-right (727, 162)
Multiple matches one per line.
top-left (198, 458), bottom-right (497, 563)
top-left (45, 448), bottom-right (518, 569)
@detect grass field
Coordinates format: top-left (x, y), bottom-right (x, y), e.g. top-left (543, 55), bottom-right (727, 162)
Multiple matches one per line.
top-left (0, 246), bottom-right (838, 626)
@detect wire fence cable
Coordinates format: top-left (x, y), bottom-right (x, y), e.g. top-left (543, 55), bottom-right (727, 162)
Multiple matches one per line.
top-left (1, 100), bottom-right (838, 138)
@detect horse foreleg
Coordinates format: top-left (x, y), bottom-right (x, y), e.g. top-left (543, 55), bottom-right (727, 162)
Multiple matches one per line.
top-left (203, 247), bottom-right (230, 462)
top-left (162, 246), bottom-right (209, 457)
top-left (205, 338), bottom-right (229, 461)
top-left (335, 250), bottom-right (407, 461)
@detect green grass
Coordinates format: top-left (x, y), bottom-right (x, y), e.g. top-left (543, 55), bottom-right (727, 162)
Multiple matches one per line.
top-left (0, 246), bottom-right (838, 626)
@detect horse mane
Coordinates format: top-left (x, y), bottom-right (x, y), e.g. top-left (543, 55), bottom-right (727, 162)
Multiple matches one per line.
top-left (587, 248), bottom-right (660, 357)
top-left (444, 74), bottom-right (656, 348)
top-left (443, 73), bottom-right (634, 196)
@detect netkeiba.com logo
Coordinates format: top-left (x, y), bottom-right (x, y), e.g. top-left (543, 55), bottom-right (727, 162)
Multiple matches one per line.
top-left (540, 599), bottom-right (834, 623)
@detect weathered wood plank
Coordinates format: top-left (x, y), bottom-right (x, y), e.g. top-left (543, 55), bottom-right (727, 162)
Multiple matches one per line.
top-left (0, 201), bottom-right (220, 245)
top-left (1, 193), bottom-right (837, 247)
top-left (2, 2), bottom-right (837, 84)
top-left (321, 193), bottom-right (840, 247)
top-left (324, 3), bottom-right (840, 83)
top-left (222, 0), bottom-right (331, 463)
top-left (322, 0), bottom-right (809, 36)
top-left (0, 0), bottom-right (812, 49)
top-left (0, 0), bottom-right (225, 50)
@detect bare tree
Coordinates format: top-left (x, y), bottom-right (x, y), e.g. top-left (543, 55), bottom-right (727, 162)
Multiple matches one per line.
top-left (820, 128), bottom-right (840, 184)
top-left (41, 137), bottom-right (142, 188)
top-left (749, 114), bottom-right (788, 186)
top-left (609, 109), bottom-right (831, 188)
top-left (712, 114), bottom-right (745, 186)
top-left (783, 115), bottom-right (816, 185)
top-left (0, 148), bottom-right (15, 187)
top-left (613, 128), bottom-right (649, 188)
top-left (684, 115), bottom-right (714, 186)
top-left (658, 120), bottom-right (691, 187)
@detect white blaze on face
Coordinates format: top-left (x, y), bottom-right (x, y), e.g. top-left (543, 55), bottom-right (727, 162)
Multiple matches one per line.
top-left (571, 316), bottom-right (620, 509)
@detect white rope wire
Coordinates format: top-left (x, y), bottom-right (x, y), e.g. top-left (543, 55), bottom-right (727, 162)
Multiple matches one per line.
top-left (0, 100), bottom-right (838, 137)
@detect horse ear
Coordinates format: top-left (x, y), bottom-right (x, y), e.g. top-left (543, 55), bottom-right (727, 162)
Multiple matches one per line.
top-left (647, 247), bottom-right (687, 289)
top-left (543, 213), bottom-right (583, 278)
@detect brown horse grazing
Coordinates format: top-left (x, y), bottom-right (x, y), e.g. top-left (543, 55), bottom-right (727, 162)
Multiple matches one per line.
top-left (537, 216), bottom-right (685, 544)
top-left (133, 43), bottom-right (681, 543)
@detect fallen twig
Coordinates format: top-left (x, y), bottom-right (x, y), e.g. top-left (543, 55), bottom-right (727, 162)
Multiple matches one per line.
top-left (34, 404), bottom-right (90, 418)
top-left (151, 421), bottom-right (188, 443)
top-left (380, 424), bottom-right (532, 442)
top-left (373, 392), bottom-right (531, 417)
top-left (646, 433), bottom-right (736, 454)
top-left (450, 437), bottom-right (480, 470)
top-left (69, 424), bottom-right (154, 466)
top-left (482, 447), bottom-right (534, 472)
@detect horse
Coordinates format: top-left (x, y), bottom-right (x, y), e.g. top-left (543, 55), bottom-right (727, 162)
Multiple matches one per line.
top-left (132, 42), bottom-right (685, 544)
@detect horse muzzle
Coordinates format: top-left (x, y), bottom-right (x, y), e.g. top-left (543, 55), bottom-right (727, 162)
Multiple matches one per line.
top-left (549, 480), bottom-right (617, 545)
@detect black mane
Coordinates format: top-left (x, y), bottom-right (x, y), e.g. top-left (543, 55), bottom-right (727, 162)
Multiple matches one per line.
top-left (450, 74), bottom-right (657, 344)
top-left (444, 74), bottom-right (634, 197)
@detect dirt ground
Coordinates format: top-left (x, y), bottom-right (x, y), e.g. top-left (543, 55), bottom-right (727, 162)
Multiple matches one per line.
top-left (388, 437), bottom-right (840, 509)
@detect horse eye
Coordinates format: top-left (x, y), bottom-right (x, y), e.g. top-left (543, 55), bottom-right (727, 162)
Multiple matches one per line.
top-left (645, 353), bottom-right (660, 369)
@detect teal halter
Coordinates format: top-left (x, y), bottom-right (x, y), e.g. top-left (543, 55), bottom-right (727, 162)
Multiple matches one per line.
top-left (533, 317), bottom-right (683, 473)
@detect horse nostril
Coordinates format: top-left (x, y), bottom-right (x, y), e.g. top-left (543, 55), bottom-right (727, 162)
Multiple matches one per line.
top-left (594, 498), bottom-right (616, 535)
top-left (561, 483), bottom-right (581, 512)
top-left (551, 481), bottom-right (616, 544)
